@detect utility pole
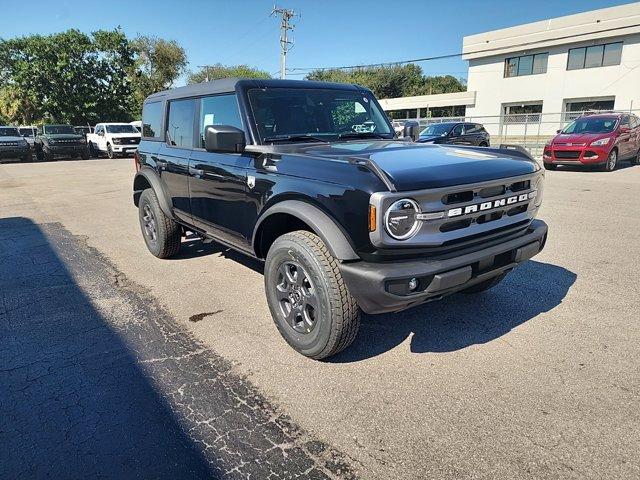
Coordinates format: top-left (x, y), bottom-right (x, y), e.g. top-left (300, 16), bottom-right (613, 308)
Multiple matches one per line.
top-left (197, 65), bottom-right (212, 82)
top-left (271, 6), bottom-right (298, 79)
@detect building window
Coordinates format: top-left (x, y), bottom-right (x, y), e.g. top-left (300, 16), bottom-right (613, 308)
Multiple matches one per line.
top-left (563, 98), bottom-right (615, 121)
top-left (567, 42), bottom-right (623, 70)
top-left (503, 103), bottom-right (543, 123)
top-left (504, 53), bottom-right (548, 77)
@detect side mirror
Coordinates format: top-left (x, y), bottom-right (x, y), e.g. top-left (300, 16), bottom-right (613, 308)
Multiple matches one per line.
top-left (204, 125), bottom-right (246, 153)
top-left (402, 121), bottom-right (420, 142)
top-left (556, 129), bottom-right (562, 134)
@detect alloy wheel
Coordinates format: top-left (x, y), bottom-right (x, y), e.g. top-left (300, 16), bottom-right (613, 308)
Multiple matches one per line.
top-left (608, 150), bottom-right (617, 171)
top-left (275, 261), bottom-right (318, 334)
top-left (142, 203), bottom-right (157, 243)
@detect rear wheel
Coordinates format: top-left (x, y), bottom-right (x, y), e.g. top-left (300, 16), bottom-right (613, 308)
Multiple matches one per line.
top-left (461, 273), bottom-right (507, 294)
top-left (478, 142), bottom-right (488, 147)
top-left (264, 231), bottom-right (360, 360)
top-left (138, 189), bottom-right (181, 258)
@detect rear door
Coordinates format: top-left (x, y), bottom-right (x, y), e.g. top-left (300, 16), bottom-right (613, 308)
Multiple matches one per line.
top-left (188, 93), bottom-right (253, 251)
top-left (448, 124), bottom-right (466, 144)
top-left (156, 98), bottom-right (195, 223)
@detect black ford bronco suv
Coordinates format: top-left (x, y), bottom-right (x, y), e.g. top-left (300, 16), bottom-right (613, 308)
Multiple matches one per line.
top-left (133, 79), bottom-right (547, 359)
top-left (35, 124), bottom-right (90, 161)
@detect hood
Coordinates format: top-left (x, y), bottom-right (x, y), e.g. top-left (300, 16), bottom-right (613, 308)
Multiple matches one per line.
top-left (552, 132), bottom-right (613, 145)
top-left (294, 141), bottom-right (539, 191)
top-left (0, 135), bottom-right (27, 143)
top-left (45, 133), bottom-right (84, 140)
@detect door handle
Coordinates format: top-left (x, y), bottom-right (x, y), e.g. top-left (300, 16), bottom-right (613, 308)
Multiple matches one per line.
top-left (189, 166), bottom-right (204, 178)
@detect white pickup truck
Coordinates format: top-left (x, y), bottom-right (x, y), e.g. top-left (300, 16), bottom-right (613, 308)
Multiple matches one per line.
top-left (86, 123), bottom-right (141, 158)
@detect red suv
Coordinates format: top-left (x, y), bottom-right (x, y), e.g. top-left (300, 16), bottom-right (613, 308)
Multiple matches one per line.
top-left (543, 113), bottom-right (640, 171)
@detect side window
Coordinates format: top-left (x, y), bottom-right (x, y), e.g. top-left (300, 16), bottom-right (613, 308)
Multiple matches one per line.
top-left (198, 94), bottom-right (243, 148)
top-left (167, 99), bottom-right (196, 148)
top-left (95, 125), bottom-right (102, 135)
top-left (142, 101), bottom-right (163, 139)
top-left (620, 115), bottom-right (630, 129)
top-left (631, 116), bottom-right (639, 129)
top-left (452, 124), bottom-right (464, 136)
top-left (465, 123), bottom-right (478, 134)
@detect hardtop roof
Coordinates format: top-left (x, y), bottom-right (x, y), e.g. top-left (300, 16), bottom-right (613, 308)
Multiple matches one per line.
top-left (144, 78), bottom-right (369, 104)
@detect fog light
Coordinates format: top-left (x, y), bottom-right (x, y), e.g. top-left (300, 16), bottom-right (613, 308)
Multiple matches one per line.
top-left (408, 277), bottom-right (419, 291)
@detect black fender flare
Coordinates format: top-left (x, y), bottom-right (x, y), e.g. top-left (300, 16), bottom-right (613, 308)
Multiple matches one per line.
top-left (133, 168), bottom-right (175, 220)
top-left (253, 200), bottom-right (359, 261)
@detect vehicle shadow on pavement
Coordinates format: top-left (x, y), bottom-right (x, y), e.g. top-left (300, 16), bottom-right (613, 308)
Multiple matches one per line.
top-left (0, 217), bottom-right (214, 478)
top-left (331, 260), bottom-right (577, 362)
top-left (172, 236), bottom-right (264, 274)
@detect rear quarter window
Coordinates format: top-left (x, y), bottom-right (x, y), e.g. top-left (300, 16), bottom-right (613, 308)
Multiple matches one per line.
top-left (142, 101), bottom-right (164, 139)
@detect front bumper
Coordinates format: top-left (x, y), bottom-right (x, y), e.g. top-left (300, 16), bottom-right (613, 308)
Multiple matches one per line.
top-left (0, 146), bottom-right (29, 160)
top-left (112, 144), bottom-right (139, 153)
top-left (47, 144), bottom-right (88, 155)
top-left (543, 146), bottom-right (609, 165)
top-left (340, 220), bottom-right (548, 314)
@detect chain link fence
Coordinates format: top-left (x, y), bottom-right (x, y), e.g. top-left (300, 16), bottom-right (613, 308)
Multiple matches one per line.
top-left (399, 109), bottom-right (640, 158)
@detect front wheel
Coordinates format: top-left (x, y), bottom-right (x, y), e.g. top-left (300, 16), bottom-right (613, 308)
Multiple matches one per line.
top-left (107, 143), bottom-right (115, 159)
top-left (22, 151), bottom-right (33, 162)
top-left (603, 149), bottom-right (617, 171)
top-left (81, 148), bottom-right (90, 160)
top-left (138, 189), bottom-right (181, 258)
top-left (264, 231), bottom-right (360, 360)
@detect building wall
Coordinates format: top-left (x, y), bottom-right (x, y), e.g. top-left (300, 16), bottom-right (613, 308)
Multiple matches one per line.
top-left (466, 33), bottom-right (640, 135)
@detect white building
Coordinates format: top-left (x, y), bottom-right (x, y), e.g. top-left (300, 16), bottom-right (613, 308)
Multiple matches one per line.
top-left (463, 2), bottom-right (640, 135)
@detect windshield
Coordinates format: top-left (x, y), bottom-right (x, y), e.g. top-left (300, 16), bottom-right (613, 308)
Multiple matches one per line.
top-left (44, 125), bottom-right (76, 135)
top-left (562, 117), bottom-right (618, 134)
top-left (19, 128), bottom-right (35, 137)
top-left (247, 88), bottom-right (393, 143)
top-left (0, 127), bottom-right (20, 137)
top-left (106, 124), bottom-right (138, 134)
top-left (420, 124), bottom-right (454, 137)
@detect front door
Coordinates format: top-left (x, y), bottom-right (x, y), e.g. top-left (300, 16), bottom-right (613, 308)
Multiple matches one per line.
top-left (188, 93), bottom-right (253, 251)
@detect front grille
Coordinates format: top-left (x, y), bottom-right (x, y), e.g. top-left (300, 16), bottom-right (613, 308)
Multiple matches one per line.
top-left (53, 139), bottom-right (81, 145)
top-left (118, 137), bottom-right (140, 145)
top-left (554, 150), bottom-right (581, 159)
top-left (0, 141), bottom-right (20, 147)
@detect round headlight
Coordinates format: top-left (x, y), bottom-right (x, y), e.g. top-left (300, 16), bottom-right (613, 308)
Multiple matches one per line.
top-left (384, 199), bottom-right (421, 240)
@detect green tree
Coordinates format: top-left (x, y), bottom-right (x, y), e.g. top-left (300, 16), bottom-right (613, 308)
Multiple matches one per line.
top-left (187, 64), bottom-right (271, 84)
top-left (0, 29), bottom-right (134, 125)
top-left (306, 64), bottom-right (465, 99)
top-left (129, 35), bottom-right (187, 115)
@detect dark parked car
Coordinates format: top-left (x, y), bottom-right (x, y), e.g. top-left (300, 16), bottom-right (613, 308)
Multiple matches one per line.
top-left (0, 126), bottom-right (32, 162)
top-left (133, 79), bottom-right (547, 359)
top-left (543, 113), bottom-right (640, 171)
top-left (34, 124), bottom-right (90, 161)
top-left (417, 122), bottom-right (490, 146)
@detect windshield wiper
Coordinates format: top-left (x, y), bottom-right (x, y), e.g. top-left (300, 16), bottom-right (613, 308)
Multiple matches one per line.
top-left (264, 134), bottom-right (328, 143)
top-left (338, 131), bottom-right (389, 139)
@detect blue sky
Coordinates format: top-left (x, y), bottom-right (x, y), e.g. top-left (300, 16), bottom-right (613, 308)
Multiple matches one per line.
top-left (0, 0), bottom-right (634, 84)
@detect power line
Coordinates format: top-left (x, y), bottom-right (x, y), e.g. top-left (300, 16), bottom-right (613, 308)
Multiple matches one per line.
top-left (287, 53), bottom-right (462, 73)
top-left (271, 5), bottom-right (299, 79)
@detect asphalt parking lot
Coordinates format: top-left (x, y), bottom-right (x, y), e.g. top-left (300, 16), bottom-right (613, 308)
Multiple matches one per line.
top-left (1, 157), bottom-right (639, 479)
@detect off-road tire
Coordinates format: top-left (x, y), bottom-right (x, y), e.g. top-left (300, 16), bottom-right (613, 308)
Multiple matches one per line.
top-left (22, 151), bottom-right (33, 163)
top-left (35, 147), bottom-right (44, 161)
top-left (81, 148), bottom-right (90, 160)
top-left (264, 230), bottom-right (360, 360)
top-left (461, 272), bottom-right (507, 294)
top-left (44, 148), bottom-right (54, 162)
top-left (138, 188), bottom-right (181, 259)
top-left (544, 163), bottom-right (557, 170)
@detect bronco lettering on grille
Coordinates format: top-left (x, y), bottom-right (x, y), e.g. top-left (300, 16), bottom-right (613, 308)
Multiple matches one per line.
top-left (447, 192), bottom-right (535, 218)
